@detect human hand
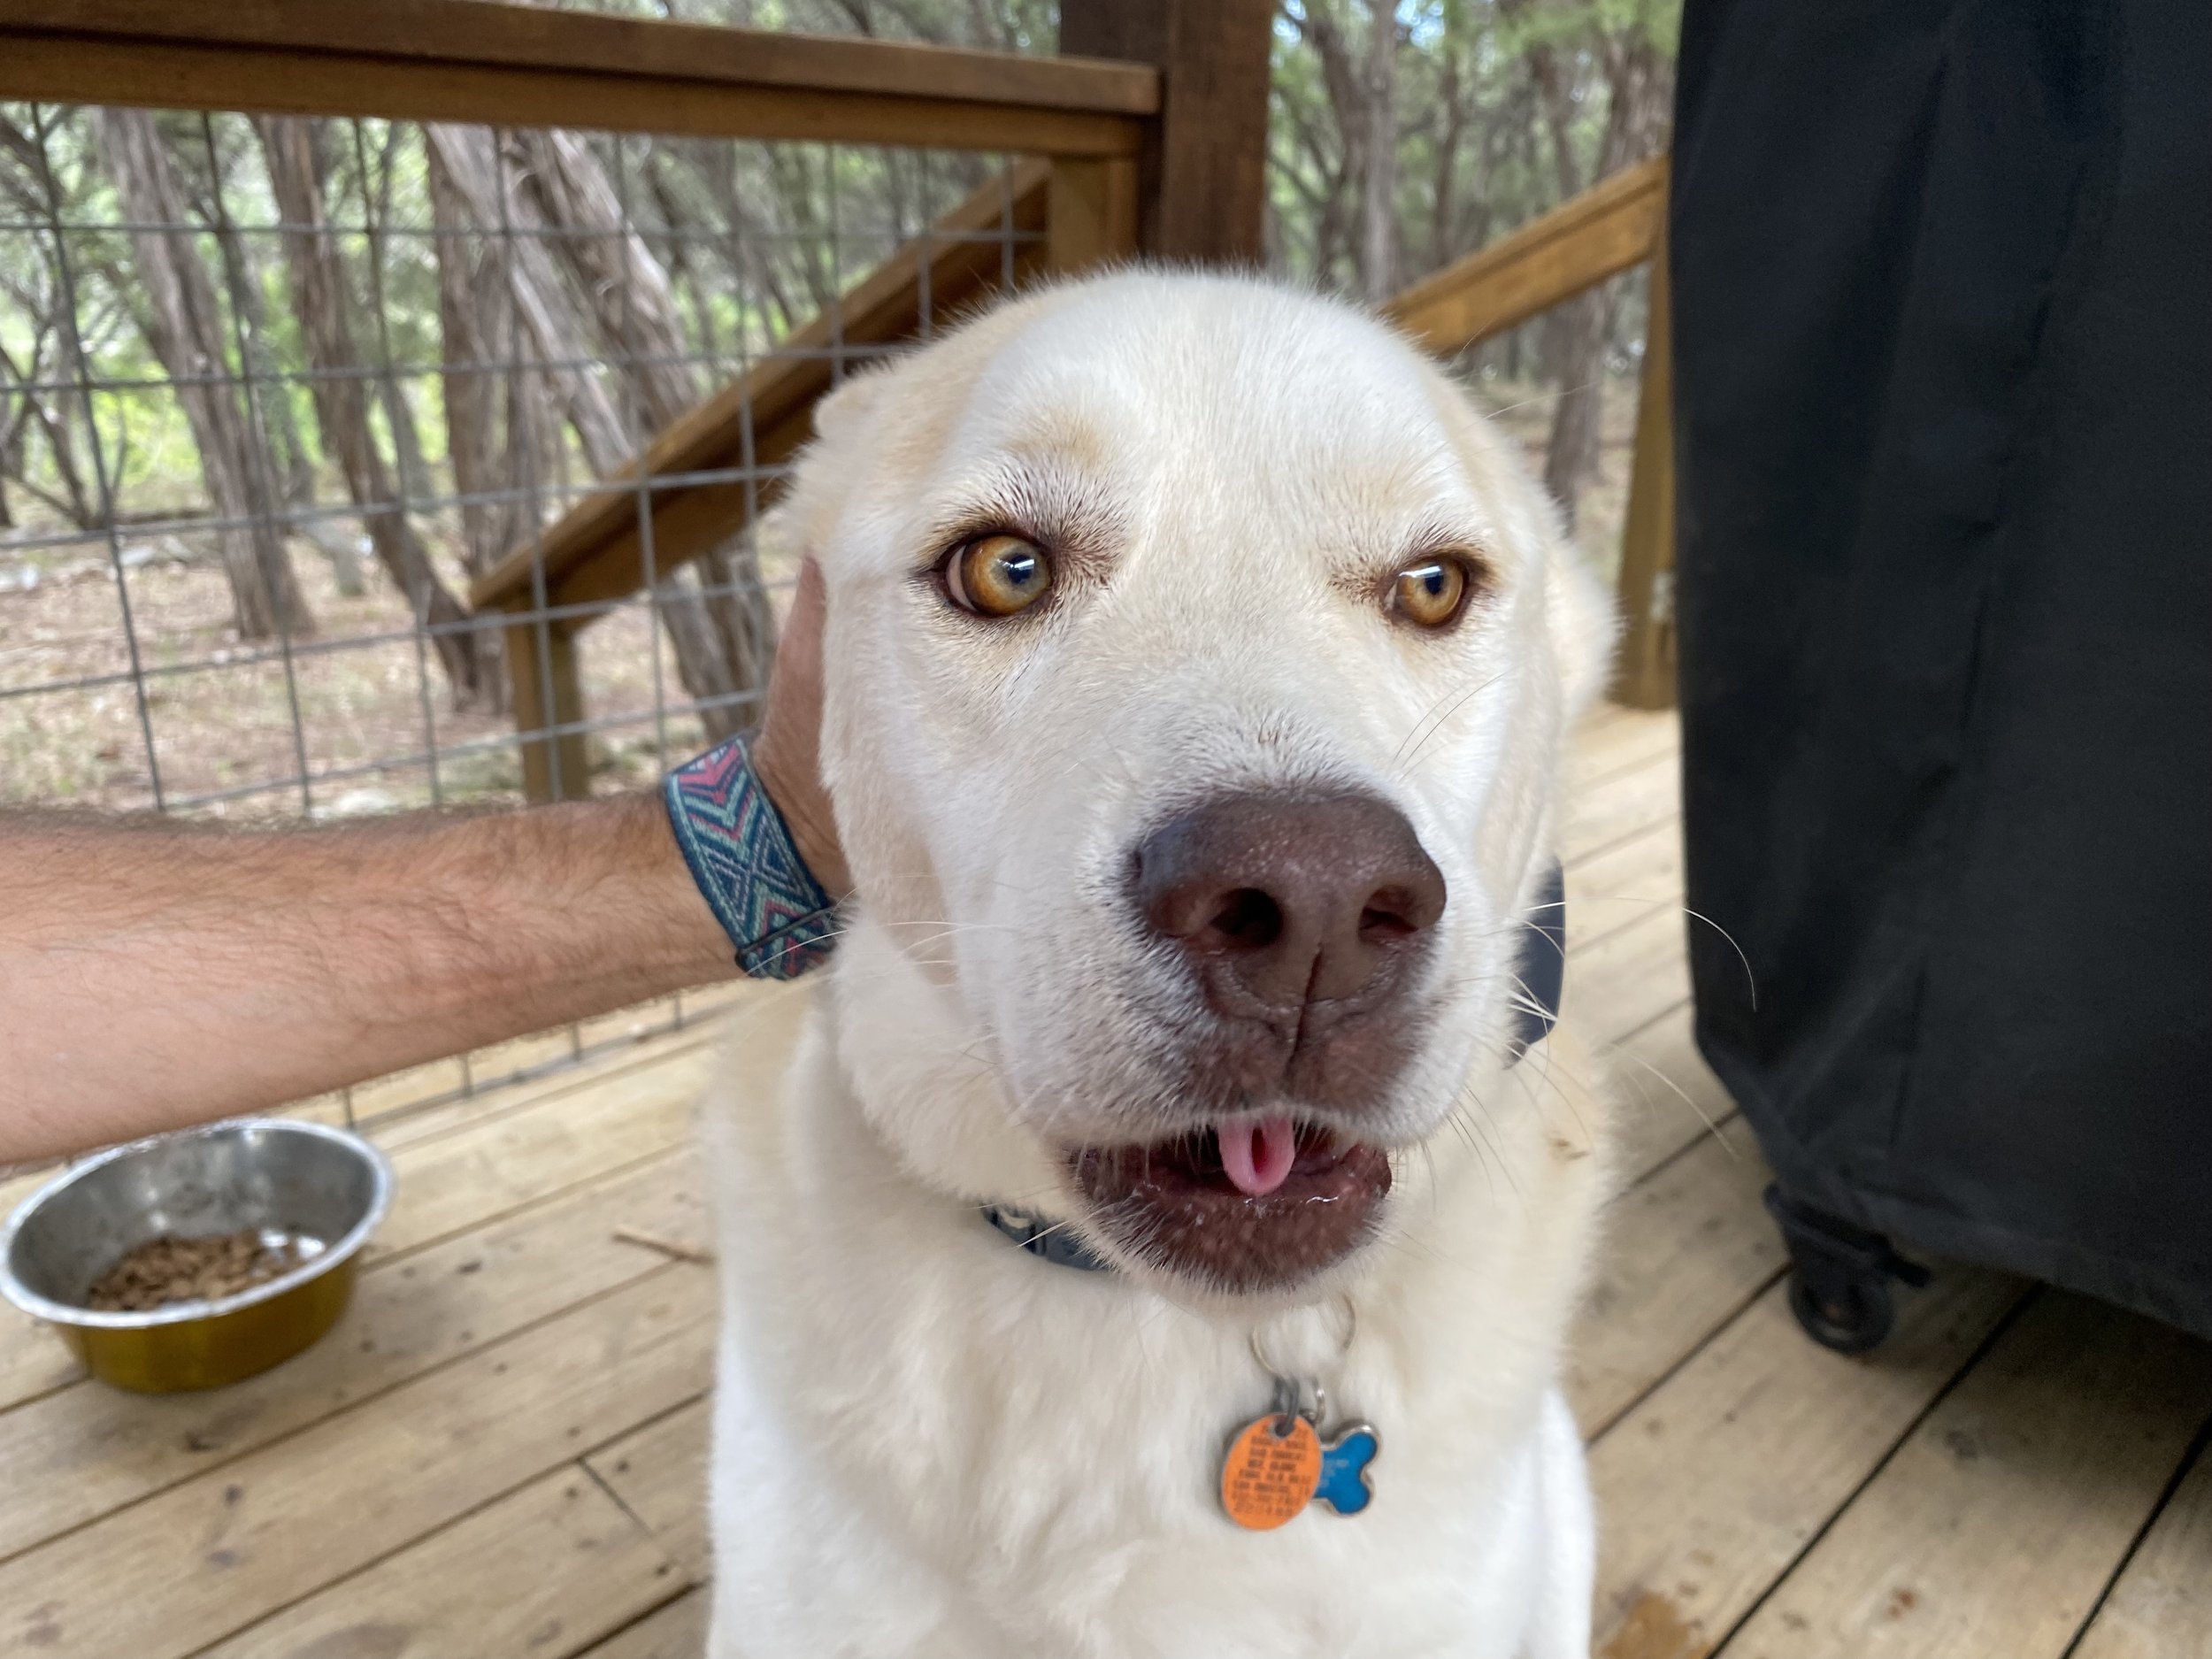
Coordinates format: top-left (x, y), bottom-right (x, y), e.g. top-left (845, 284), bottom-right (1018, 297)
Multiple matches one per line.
top-left (749, 557), bottom-right (850, 897)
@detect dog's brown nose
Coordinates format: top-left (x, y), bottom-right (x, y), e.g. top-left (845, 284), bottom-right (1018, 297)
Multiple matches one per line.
top-left (1130, 791), bottom-right (1446, 1021)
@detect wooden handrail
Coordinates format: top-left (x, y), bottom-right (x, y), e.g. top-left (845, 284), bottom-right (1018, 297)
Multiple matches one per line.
top-left (0, 0), bottom-right (1153, 155)
top-left (1385, 156), bottom-right (1668, 355)
top-left (470, 160), bottom-right (1055, 618)
top-left (0, 0), bottom-right (1160, 113)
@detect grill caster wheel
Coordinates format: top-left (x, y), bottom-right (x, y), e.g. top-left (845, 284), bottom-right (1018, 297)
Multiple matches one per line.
top-left (1786, 1264), bottom-right (1894, 1355)
top-left (1763, 1185), bottom-right (1930, 1357)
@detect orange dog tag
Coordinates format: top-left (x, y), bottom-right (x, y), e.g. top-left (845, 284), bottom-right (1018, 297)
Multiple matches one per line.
top-left (1220, 1411), bottom-right (1322, 1531)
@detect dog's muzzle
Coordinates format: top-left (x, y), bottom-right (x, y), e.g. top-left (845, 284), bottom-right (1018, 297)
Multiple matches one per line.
top-left (1127, 787), bottom-right (1446, 1114)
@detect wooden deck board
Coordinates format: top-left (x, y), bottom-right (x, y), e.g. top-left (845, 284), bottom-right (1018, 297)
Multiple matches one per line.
top-left (2070, 1434), bottom-right (2212, 1659)
top-left (1565, 816), bottom-right (1686, 955)
top-left (588, 1398), bottom-right (716, 1582)
top-left (0, 1149), bottom-right (707, 1562)
top-left (578, 1589), bottom-right (711, 1659)
top-left (1563, 741), bottom-right (1683, 863)
top-left (1570, 905), bottom-right (1694, 1048)
top-left (365, 1047), bottom-right (713, 1259)
top-left (1589, 1267), bottom-right (2029, 1659)
top-left (1567, 721), bottom-right (1682, 804)
top-left (1566, 1123), bottom-right (1780, 1437)
top-left (5, 707), bottom-right (2205, 1658)
top-left (0, 1301), bottom-right (81, 1413)
top-left (196, 1465), bottom-right (684, 1659)
top-left (0, 1267), bottom-right (715, 1658)
top-left (1719, 1292), bottom-right (2212, 1659)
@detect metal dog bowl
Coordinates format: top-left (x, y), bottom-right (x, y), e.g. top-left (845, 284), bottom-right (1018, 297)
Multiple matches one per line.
top-left (0, 1119), bottom-right (392, 1394)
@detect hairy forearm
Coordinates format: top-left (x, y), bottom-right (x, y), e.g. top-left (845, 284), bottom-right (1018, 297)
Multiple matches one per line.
top-left (0, 795), bottom-right (737, 1164)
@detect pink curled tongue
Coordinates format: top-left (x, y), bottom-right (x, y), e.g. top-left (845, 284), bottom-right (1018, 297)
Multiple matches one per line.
top-left (1218, 1114), bottom-right (1298, 1198)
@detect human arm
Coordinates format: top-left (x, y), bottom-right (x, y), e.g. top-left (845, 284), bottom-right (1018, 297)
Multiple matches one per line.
top-left (0, 561), bottom-right (847, 1167)
top-left (0, 795), bottom-right (735, 1163)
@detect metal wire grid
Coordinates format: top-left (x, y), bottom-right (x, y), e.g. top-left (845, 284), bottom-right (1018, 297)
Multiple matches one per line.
top-left (0, 104), bottom-right (1034, 1128)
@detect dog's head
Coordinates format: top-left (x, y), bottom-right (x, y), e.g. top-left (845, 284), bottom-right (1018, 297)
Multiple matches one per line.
top-left (789, 271), bottom-right (1612, 1302)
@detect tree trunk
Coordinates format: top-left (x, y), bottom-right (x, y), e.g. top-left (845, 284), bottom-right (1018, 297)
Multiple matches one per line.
top-left (0, 317), bottom-right (97, 530)
top-left (1360, 0), bottom-right (1398, 303)
top-left (511, 128), bottom-right (775, 740)
top-left (426, 132), bottom-right (526, 589)
top-left (1295, 0), bottom-right (1371, 294)
top-left (257, 115), bottom-right (484, 706)
top-left (1534, 33), bottom-right (1671, 534)
top-left (513, 130), bottom-right (699, 433)
top-left (97, 108), bottom-right (311, 640)
top-left (646, 154), bottom-right (723, 366)
top-left (422, 126), bottom-right (631, 476)
top-left (380, 373), bottom-right (434, 505)
top-left (209, 215), bottom-right (319, 509)
top-left (691, 144), bottom-right (801, 337)
top-left (1425, 40), bottom-right (1467, 278)
top-left (357, 121), bottom-right (437, 505)
top-left (1540, 289), bottom-right (1611, 532)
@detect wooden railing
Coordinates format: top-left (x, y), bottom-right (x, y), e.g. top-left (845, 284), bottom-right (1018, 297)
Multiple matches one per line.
top-left (0, 0), bottom-right (1156, 154)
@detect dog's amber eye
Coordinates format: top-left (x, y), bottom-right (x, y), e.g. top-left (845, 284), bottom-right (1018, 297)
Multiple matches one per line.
top-left (1390, 557), bottom-right (1471, 629)
top-left (945, 534), bottom-right (1054, 618)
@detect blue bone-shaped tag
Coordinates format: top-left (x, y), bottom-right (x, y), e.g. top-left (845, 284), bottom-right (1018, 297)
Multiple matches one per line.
top-left (1314, 1423), bottom-right (1379, 1516)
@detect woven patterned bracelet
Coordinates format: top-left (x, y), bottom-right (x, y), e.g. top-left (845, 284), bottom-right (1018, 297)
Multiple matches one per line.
top-left (664, 736), bottom-right (839, 979)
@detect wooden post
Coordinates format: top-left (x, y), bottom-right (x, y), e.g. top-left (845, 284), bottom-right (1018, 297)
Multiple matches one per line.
top-left (1046, 155), bottom-right (1141, 273)
top-left (1058, 0), bottom-right (1273, 263)
top-left (1609, 220), bottom-right (1678, 710)
top-left (504, 611), bottom-right (592, 803)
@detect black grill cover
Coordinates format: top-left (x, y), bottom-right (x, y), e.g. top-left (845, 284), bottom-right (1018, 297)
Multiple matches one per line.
top-left (1671, 0), bottom-right (2210, 1336)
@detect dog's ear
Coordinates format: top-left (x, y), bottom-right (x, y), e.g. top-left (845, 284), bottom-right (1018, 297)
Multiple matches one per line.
top-left (771, 364), bottom-right (898, 570)
top-left (811, 362), bottom-right (894, 446)
top-left (1410, 353), bottom-right (1619, 718)
top-left (1542, 532), bottom-right (1618, 721)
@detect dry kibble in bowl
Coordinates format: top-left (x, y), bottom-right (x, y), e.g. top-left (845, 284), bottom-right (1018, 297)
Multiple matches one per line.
top-left (83, 1229), bottom-right (303, 1312)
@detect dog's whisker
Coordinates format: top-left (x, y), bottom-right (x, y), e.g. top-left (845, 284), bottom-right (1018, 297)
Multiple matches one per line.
top-left (1502, 1047), bottom-right (1587, 1157)
top-left (1479, 374), bottom-right (1609, 422)
top-left (1495, 890), bottom-right (1759, 1012)
top-left (1399, 671), bottom-right (1509, 770)
top-left (1586, 1029), bottom-right (1737, 1156)
top-left (1390, 670), bottom-right (1505, 768)
top-left (1450, 1081), bottom-right (1525, 1205)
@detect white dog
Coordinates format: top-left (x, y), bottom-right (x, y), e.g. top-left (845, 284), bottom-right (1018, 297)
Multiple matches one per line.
top-left (703, 270), bottom-right (1617, 1658)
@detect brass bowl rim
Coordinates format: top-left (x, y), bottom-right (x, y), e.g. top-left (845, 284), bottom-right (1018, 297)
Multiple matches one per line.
top-left (0, 1118), bottom-right (393, 1331)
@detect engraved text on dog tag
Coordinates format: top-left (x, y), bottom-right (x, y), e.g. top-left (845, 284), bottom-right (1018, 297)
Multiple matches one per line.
top-left (1220, 1411), bottom-right (1321, 1531)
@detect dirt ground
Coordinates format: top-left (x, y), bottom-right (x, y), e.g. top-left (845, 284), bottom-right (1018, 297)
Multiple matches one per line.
top-left (0, 377), bottom-right (1637, 821)
top-left (0, 523), bottom-right (731, 820)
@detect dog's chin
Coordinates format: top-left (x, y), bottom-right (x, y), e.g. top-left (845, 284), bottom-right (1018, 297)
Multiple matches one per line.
top-left (1068, 1121), bottom-right (1393, 1295)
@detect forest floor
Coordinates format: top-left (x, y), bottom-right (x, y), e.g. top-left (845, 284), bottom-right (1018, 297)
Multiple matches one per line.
top-left (0, 375), bottom-right (1638, 819)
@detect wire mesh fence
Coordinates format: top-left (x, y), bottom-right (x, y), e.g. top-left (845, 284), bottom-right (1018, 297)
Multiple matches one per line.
top-left (0, 102), bottom-right (1036, 1125)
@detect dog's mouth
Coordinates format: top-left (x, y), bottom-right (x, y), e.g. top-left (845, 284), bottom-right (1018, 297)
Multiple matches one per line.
top-left (1069, 1114), bottom-right (1392, 1293)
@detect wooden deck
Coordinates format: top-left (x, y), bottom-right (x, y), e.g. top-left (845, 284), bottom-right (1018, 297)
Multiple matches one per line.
top-left (3, 707), bottom-right (2206, 1659)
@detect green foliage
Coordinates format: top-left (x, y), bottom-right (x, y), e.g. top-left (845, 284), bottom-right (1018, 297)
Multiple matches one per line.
top-left (1272, 0), bottom-right (1676, 295)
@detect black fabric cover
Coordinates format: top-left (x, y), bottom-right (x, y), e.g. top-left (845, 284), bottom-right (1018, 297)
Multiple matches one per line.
top-left (1670, 0), bottom-right (2210, 1336)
